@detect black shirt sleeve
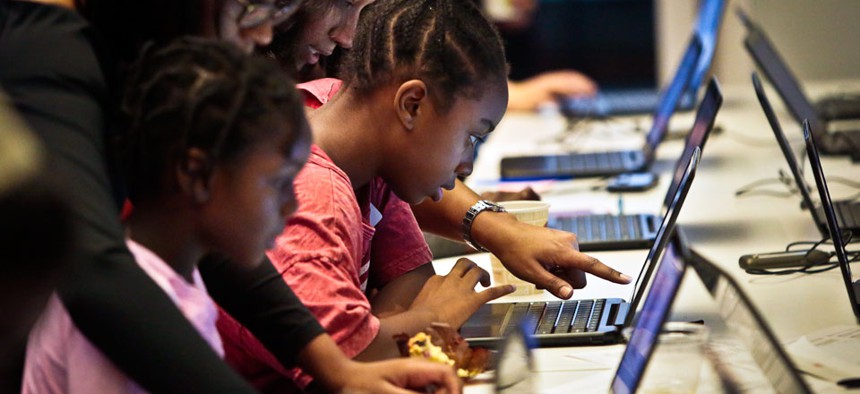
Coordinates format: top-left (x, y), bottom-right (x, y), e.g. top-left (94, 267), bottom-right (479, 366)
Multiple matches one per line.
top-left (0, 2), bottom-right (324, 392)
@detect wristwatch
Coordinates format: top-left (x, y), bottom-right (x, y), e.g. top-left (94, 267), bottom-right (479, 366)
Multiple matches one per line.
top-left (462, 200), bottom-right (506, 252)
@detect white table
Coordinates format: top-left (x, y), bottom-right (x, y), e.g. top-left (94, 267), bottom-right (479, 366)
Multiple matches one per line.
top-left (434, 82), bottom-right (860, 393)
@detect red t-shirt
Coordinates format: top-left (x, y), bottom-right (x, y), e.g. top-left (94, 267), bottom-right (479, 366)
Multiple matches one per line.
top-left (217, 79), bottom-right (431, 391)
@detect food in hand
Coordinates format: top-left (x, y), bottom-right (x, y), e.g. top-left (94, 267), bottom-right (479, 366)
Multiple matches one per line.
top-left (395, 323), bottom-right (490, 378)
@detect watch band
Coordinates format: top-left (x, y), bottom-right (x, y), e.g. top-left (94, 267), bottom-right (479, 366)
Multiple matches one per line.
top-left (462, 200), bottom-right (506, 252)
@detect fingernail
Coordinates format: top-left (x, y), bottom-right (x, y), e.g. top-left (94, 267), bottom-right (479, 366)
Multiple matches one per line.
top-left (560, 286), bottom-right (573, 299)
top-left (507, 285), bottom-right (516, 293)
top-left (620, 273), bottom-right (633, 283)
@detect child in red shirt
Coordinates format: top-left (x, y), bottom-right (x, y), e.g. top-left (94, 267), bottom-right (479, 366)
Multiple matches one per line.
top-left (218, 0), bottom-right (517, 390)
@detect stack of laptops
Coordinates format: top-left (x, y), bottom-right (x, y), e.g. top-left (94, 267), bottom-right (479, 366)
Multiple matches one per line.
top-left (461, 144), bottom-right (703, 347)
top-left (803, 120), bottom-right (860, 322)
top-left (553, 78), bottom-right (723, 252)
top-left (500, 35), bottom-right (703, 181)
top-left (739, 8), bottom-right (860, 158)
top-left (753, 72), bottom-right (860, 234)
top-left (561, 0), bottom-right (725, 118)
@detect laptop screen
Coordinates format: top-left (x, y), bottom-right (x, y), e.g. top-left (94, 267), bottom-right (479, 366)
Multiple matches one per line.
top-left (645, 36), bottom-right (702, 151)
top-left (611, 236), bottom-right (686, 394)
top-left (740, 9), bottom-right (826, 136)
top-left (689, 0), bottom-right (725, 94)
top-left (752, 72), bottom-right (826, 229)
top-left (688, 249), bottom-right (813, 393)
top-left (661, 78), bottom-right (723, 212)
top-left (804, 121), bottom-right (860, 321)
top-left (629, 148), bottom-right (700, 317)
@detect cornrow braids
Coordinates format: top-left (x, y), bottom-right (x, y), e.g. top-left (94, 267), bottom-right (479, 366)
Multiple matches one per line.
top-left (121, 37), bottom-right (305, 203)
top-left (340, 0), bottom-right (508, 112)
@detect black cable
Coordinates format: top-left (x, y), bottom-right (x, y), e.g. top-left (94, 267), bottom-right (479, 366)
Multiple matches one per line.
top-left (734, 171), bottom-right (796, 198)
top-left (744, 232), bottom-right (860, 276)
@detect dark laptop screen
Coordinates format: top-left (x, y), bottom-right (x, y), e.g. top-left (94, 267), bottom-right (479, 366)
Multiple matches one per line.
top-left (804, 122), bottom-right (860, 321)
top-left (752, 72), bottom-right (826, 229)
top-left (661, 78), bottom-right (722, 211)
top-left (740, 10), bottom-right (826, 135)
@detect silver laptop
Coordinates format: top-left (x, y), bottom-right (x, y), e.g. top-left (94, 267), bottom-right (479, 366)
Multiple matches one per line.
top-left (613, 239), bottom-right (813, 394)
top-left (753, 71), bottom-right (860, 235)
top-left (461, 147), bottom-right (702, 347)
top-left (499, 35), bottom-right (702, 181)
top-left (552, 78), bottom-right (722, 252)
top-left (561, 0), bottom-right (725, 118)
top-left (803, 119), bottom-right (860, 322)
top-left (739, 8), bottom-right (860, 159)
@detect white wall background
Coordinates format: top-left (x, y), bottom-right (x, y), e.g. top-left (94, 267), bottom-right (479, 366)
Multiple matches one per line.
top-left (656, 0), bottom-right (860, 86)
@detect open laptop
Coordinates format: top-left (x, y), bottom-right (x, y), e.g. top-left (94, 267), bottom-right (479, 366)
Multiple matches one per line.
top-left (738, 8), bottom-right (860, 158)
top-left (804, 120), bottom-right (860, 322)
top-left (499, 35), bottom-right (702, 181)
top-left (610, 230), bottom-right (690, 394)
top-left (561, 0), bottom-right (725, 118)
top-left (753, 72), bottom-right (860, 234)
top-left (616, 244), bottom-right (817, 394)
top-left (461, 146), bottom-right (701, 347)
top-left (554, 78), bottom-right (722, 252)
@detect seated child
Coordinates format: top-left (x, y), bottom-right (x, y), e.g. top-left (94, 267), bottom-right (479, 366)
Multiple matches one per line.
top-left (218, 0), bottom-right (518, 390)
top-left (21, 37), bottom-right (312, 393)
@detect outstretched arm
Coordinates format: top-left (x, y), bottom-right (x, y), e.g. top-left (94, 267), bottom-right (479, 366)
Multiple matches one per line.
top-left (412, 179), bottom-right (631, 299)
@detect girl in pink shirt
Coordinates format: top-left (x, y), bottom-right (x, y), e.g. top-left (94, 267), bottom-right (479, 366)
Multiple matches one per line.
top-left (21, 37), bottom-right (312, 393)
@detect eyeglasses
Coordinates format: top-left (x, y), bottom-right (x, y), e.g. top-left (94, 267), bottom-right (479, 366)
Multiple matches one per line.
top-left (235, 0), bottom-right (303, 29)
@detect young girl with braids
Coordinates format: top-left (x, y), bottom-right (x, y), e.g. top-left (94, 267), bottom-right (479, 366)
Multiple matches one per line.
top-left (21, 37), bottom-right (459, 394)
top-left (216, 0), bottom-right (526, 390)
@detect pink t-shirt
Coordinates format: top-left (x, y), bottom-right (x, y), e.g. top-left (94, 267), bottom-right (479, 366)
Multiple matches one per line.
top-left (21, 240), bottom-right (222, 394)
top-left (218, 145), bottom-right (432, 390)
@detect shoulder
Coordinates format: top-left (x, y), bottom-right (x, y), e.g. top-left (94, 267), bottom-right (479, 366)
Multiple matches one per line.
top-left (294, 145), bottom-right (355, 209)
top-left (296, 78), bottom-right (343, 109)
top-left (0, 1), bottom-right (109, 94)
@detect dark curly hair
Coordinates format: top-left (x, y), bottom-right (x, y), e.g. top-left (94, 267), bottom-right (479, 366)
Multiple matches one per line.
top-left (338, 0), bottom-right (508, 112)
top-left (121, 37), bottom-right (307, 202)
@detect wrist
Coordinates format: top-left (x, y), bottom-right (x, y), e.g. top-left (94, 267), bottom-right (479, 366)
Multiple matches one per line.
top-left (297, 335), bottom-right (352, 392)
top-left (462, 200), bottom-right (509, 252)
top-left (470, 208), bottom-right (519, 254)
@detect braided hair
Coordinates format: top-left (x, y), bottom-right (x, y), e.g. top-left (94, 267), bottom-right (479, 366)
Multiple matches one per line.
top-left (339, 0), bottom-right (508, 112)
top-left (121, 37), bottom-right (306, 203)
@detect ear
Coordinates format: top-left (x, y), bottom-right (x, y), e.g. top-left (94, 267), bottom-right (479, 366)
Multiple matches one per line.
top-left (176, 148), bottom-right (214, 204)
top-left (393, 80), bottom-right (429, 131)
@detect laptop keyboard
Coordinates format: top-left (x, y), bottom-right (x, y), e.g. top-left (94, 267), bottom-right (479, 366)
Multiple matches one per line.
top-left (835, 201), bottom-right (860, 230)
top-left (565, 89), bottom-right (660, 116)
top-left (505, 299), bottom-right (606, 336)
top-left (555, 151), bottom-right (637, 173)
top-left (552, 214), bottom-right (644, 243)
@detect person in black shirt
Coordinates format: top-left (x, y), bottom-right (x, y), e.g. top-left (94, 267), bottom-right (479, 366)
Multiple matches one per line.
top-left (0, 1), bottom-right (459, 392)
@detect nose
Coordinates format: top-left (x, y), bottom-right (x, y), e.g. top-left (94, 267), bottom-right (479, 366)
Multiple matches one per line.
top-left (242, 20), bottom-right (274, 48)
top-left (456, 145), bottom-right (477, 178)
top-left (330, 14), bottom-right (359, 49)
top-left (456, 159), bottom-right (474, 178)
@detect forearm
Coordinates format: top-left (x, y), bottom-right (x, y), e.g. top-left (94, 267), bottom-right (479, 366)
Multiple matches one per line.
top-left (370, 263), bottom-right (435, 317)
top-left (412, 179), bottom-right (482, 241)
top-left (200, 254), bottom-right (326, 368)
top-left (354, 309), bottom-right (439, 361)
top-left (412, 179), bottom-right (518, 250)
